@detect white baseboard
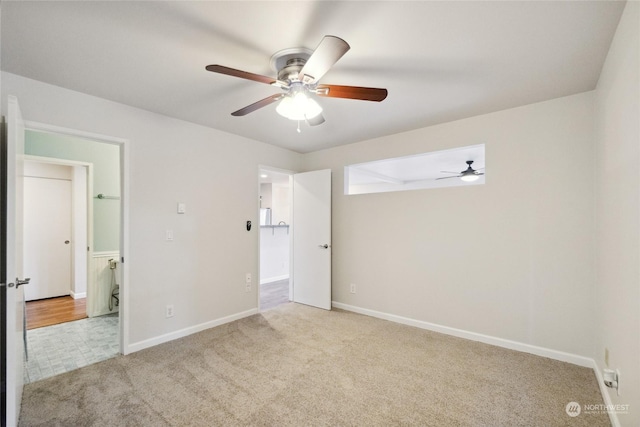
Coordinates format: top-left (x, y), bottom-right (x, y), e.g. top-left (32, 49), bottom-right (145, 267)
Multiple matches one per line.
top-left (332, 302), bottom-right (625, 424)
top-left (126, 308), bottom-right (258, 354)
top-left (591, 359), bottom-right (621, 427)
top-left (332, 301), bottom-right (593, 367)
top-left (260, 275), bottom-right (289, 285)
top-left (70, 291), bottom-right (86, 299)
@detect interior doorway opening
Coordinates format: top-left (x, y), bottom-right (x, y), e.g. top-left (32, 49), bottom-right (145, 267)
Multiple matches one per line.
top-left (258, 167), bottom-right (293, 311)
top-left (22, 128), bottom-right (123, 383)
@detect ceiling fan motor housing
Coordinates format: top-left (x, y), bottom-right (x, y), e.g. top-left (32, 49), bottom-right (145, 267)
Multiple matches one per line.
top-left (278, 58), bottom-right (306, 83)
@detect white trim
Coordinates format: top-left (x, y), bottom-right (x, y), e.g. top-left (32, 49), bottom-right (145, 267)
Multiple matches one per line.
top-left (24, 120), bottom-right (130, 358)
top-left (331, 302), bottom-right (623, 423)
top-left (260, 274), bottom-right (289, 285)
top-left (70, 291), bottom-right (86, 299)
top-left (24, 121), bottom-right (128, 146)
top-left (24, 155), bottom-right (93, 305)
top-left (591, 360), bottom-right (622, 427)
top-left (257, 165), bottom-right (296, 312)
top-left (127, 308), bottom-right (258, 354)
top-left (93, 251), bottom-right (120, 258)
top-left (331, 301), bottom-right (593, 367)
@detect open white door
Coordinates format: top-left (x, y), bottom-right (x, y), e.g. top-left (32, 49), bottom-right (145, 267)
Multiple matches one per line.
top-left (292, 169), bottom-right (331, 310)
top-left (3, 96), bottom-right (27, 427)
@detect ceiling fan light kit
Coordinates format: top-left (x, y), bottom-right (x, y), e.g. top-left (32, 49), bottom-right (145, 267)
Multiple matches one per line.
top-left (206, 35), bottom-right (388, 129)
top-left (275, 88), bottom-right (323, 121)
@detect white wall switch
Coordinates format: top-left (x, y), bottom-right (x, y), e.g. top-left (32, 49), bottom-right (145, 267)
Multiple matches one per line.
top-left (350, 283), bottom-right (356, 294)
top-left (177, 203), bottom-right (186, 214)
top-left (165, 229), bottom-right (174, 241)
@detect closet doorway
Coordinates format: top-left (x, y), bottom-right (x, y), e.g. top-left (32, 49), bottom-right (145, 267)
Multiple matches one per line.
top-left (258, 167), bottom-right (293, 311)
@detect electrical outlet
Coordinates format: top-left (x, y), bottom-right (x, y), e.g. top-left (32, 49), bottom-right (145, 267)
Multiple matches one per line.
top-left (245, 273), bottom-right (252, 283)
top-left (350, 283), bottom-right (356, 294)
top-left (605, 348), bottom-right (609, 367)
top-left (246, 282), bottom-right (251, 292)
top-left (166, 305), bottom-right (174, 318)
top-left (245, 273), bottom-right (252, 292)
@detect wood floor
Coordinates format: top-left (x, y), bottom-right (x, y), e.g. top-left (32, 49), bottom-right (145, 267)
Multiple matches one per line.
top-left (26, 296), bottom-right (87, 330)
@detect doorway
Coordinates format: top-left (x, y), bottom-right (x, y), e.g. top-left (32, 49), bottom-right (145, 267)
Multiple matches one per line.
top-left (258, 168), bottom-right (293, 311)
top-left (21, 127), bottom-right (124, 383)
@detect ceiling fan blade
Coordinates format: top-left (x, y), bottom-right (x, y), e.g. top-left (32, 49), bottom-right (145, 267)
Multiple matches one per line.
top-left (440, 171), bottom-right (462, 174)
top-left (315, 85), bottom-right (388, 102)
top-left (231, 94), bottom-right (284, 116)
top-left (436, 175), bottom-right (462, 180)
top-left (306, 113), bottom-right (325, 127)
top-left (298, 36), bottom-right (350, 84)
top-left (206, 64), bottom-right (276, 85)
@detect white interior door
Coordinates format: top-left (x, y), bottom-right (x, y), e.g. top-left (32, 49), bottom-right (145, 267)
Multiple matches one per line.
top-left (292, 169), bottom-right (331, 310)
top-left (4, 95), bottom-right (27, 427)
top-left (24, 176), bottom-right (72, 301)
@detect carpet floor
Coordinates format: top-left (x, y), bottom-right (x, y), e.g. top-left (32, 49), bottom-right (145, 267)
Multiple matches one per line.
top-left (19, 303), bottom-right (609, 426)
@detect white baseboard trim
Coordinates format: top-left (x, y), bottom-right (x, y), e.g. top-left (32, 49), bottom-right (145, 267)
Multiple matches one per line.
top-left (70, 291), bottom-right (86, 299)
top-left (332, 301), bottom-right (593, 368)
top-left (591, 359), bottom-right (621, 427)
top-left (260, 275), bottom-right (289, 285)
top-left (331, 302), bottom-right (625, 423)
top-left (126, 308), bottom-right (258, 354)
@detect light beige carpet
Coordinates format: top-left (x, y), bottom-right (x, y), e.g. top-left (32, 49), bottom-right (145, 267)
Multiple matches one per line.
top-left (19, 303), bottom-right (609, 426)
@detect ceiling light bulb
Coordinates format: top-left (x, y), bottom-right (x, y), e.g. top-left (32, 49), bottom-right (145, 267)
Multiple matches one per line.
top-left (460, 174), bottom-right (480, 182)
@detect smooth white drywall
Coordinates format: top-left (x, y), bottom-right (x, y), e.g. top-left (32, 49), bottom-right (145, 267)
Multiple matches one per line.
top-left (303, 91), bottom-right (595, 357)
top-left (594, 1), bottom-right (640, 425)
top-left (1, 72), bottom-right (302, 346)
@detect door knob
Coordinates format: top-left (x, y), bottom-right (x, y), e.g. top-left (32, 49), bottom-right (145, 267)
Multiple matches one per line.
top-left (318, 244), bottom-right (331, 249)
top-left (16, 277), bottom-right (31, 288)
top-left (65, 240), bottom-right (70, 244)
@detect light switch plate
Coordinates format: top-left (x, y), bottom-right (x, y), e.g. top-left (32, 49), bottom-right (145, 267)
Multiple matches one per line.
top-left (166, 229), bottom-right (174, 241)
top-left (177, 203), bottom-right (186, 214)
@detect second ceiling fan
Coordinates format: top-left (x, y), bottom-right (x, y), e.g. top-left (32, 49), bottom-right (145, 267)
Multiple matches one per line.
top-left (206, 35), bottom-right (388, 127)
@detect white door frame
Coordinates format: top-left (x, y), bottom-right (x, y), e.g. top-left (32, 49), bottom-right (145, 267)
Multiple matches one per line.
top-left (24, 155), bottom-right (93, 302)
top-left (23, 121), bottom-right (131, 355)
top-left (257, 165), bottom-right (295, 310)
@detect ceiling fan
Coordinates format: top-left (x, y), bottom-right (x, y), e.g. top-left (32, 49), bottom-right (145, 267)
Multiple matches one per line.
top-left (437, 161), bottom-right (485, 182)
top-left (205, 35), bottom-right (388, 128)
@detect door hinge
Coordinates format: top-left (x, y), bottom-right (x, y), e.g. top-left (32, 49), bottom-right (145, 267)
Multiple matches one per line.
top-left (121, 257), bottom-right (124, 263)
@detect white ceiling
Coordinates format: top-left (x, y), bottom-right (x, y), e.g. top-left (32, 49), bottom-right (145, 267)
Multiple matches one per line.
top-left (1, 1), bottom-right (625, 154)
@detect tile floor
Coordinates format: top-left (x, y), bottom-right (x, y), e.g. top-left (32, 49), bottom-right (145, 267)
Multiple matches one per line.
top-left (25, 313), bottom-right (120, 383)
top-left (260, 279), bottom-right (290, 311)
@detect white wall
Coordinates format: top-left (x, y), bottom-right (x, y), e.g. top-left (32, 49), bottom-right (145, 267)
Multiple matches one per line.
top-left (259, 226), bottom-right (290, 283)
top-left (593, 2), bottom-right (640, 425)
top-left (25, 130), bottom-right (120, 252)
top-left (2, 72), bottom-right (302, 348)
top-left (303, 91), bottom-right (596, 358)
